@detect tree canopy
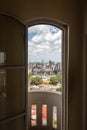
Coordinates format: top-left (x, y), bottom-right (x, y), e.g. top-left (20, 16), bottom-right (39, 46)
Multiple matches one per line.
top-left (31, 76), bottom-right (41, 85)
top-left (50, 73), bottom-right (62, 85)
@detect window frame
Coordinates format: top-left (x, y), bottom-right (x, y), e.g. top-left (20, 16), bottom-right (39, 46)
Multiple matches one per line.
top-left (27, 18), bottom-right (69, 130)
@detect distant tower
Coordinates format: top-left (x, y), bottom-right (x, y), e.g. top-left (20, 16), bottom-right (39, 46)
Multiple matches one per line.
top-left (41, 59), bottom-right (45, 65)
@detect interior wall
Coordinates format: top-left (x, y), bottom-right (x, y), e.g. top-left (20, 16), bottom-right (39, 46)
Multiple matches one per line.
top-left (0, 0), bottom-right (83, 130)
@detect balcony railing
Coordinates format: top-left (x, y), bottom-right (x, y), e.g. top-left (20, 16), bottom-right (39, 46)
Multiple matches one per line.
top-left (28, 91), bottom-right (62, 130)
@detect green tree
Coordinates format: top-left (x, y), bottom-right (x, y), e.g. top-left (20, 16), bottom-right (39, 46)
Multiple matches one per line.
top-left (31, 76), bottom-right (41, 85)
top-left (56, 87), bottom-right (62, 92)
top-left (56, 73), bottom-right (62, 83)
top-left (50, 76), bottom-right (59, 85)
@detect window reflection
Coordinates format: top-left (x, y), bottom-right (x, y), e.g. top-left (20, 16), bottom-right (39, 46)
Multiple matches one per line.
top-left (0, 69), bottom-right (6, 120)
top-left (0, 116), bottom-right (25, 130)
top-left (0, 69), bottom-right (25, 120)
top-left (0, 52), bottom-right (6, 66)
top-left (0, 70), bottom-right (6, 98)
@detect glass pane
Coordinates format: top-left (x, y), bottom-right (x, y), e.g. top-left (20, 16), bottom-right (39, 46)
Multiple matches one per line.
top-left (28, 24), bottom-right (62, 92)
top-left (0, 15), bottom-right (25, 66)
top-left (0, 116), bottom-right (25, 130)
top-left (0, 68), bottom-right (25, 120)
top-left (0, 52), bottom-right (6, 66)
top-left (31, 105), bottom-right (37, 126)
top-left (42, 104), bottom-right (47, 126)
top-left (0, 69), bottom-right (6, 119)
top-left (28, 24), bottom-right (63, 130)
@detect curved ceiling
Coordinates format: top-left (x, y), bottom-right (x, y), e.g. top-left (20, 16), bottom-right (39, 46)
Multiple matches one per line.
top-left (0, 0), bottom-right (72, 24)
top-left (0, 0), bottom-right (83, 25)
top-left (0, 0), bottom-right (32, 23)
top-left (0, 0), bottom-right (55, 24)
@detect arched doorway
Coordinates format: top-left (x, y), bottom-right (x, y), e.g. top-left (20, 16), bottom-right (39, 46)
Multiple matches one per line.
top-left (28, 19), bottom-right (69, 130)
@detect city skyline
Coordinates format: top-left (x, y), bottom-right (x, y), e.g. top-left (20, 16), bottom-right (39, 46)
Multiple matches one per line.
top-left (28, 24), bottom-right (62, 63)
top-left (28, 60), bottom-right (61, 64)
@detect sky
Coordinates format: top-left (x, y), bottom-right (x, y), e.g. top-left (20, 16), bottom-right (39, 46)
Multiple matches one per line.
top-left (28, 24), bottom-right (62, 63)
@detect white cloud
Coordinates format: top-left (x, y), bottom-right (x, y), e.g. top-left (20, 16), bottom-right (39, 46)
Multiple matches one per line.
top-left (28, 25), bottom-right (51, 34)
top-left (37, 45), bottom-right (49, 49)
top-left (28, 24), bottom-right (62, 62)
top-left (31, 34), bottom-right (43, 43)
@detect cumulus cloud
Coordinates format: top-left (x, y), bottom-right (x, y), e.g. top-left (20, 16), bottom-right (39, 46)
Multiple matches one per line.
top-left (28, 25), bottom-right (51, 34)
top-left (28, 24), bottom-right (62, 62)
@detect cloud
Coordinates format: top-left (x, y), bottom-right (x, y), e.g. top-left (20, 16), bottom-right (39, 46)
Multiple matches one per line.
top-left (28, 25), bottom-right (51, 34)
top-left (28, 24), bottom-right (62, 62)
top-left (30, 27), bottom-right (62, 44)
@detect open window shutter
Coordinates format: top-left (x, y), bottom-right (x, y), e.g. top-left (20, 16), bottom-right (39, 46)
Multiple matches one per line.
top-left (0, 14), bottom-right (27, 130)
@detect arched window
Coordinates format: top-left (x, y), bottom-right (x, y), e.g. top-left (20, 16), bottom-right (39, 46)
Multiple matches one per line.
top-left (28, 19), bottom-right (69, 130)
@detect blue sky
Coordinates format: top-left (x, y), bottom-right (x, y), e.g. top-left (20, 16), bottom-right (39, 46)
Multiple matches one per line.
top-left (28, 24), bottom-right (62, 63)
